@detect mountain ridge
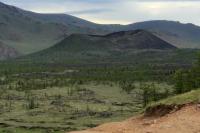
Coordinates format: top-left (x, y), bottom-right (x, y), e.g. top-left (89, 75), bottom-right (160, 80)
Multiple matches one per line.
top-left (0, 1), bottom-right (112, 55)
top-left (0, 1), bottom-right (200, 58)
top-left (125, 20), bottom-right (200, 48)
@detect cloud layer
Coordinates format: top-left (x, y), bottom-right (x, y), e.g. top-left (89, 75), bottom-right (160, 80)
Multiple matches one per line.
top-left (1, 0), bottom-right (200, 25)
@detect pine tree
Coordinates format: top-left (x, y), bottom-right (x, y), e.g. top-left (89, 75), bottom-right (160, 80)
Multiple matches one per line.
top-left (174, 70), bottom-right (184, 94)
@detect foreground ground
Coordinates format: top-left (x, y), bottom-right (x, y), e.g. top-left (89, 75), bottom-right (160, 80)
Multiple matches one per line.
top-left (70, 104), bottom-right (200, 133)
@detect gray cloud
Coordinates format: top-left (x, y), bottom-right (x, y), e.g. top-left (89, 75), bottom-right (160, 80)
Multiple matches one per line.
top-left (0, 0), bottom-right (200, 25)
top-left (67, 8), bottom-right (113, 15)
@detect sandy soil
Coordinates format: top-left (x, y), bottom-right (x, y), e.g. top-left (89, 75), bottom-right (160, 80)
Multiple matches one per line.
top-left (69, 104), bottom-right (200, 133)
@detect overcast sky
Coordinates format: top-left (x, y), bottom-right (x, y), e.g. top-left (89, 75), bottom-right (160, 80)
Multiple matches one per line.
top-left (1, 0), bottom-right (200, 25)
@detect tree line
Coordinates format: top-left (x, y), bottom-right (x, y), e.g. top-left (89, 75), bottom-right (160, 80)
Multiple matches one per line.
top-left (174, 53), bottom-right (200, 94)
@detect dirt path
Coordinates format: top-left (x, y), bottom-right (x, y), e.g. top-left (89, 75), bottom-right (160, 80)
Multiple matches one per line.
top-left (69, 104), bottom-right (200, 133)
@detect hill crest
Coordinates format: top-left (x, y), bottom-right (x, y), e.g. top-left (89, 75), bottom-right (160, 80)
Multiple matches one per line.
top-left (52, 30), bottom-right (177, 51)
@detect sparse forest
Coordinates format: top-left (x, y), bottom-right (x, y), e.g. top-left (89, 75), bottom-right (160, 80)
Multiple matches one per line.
top-left (0, 53), bottom-right (199, 133)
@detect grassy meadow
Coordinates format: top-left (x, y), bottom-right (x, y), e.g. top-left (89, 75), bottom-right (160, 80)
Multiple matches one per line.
top-left (0, 63), bottom-right (175, 133)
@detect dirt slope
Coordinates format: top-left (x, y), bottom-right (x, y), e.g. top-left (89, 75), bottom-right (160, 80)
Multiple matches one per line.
top-left (70, 104), bottom-right (200, 133)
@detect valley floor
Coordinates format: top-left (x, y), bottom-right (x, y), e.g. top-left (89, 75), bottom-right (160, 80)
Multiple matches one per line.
top-left (70, 104), bottom-right (200, 133)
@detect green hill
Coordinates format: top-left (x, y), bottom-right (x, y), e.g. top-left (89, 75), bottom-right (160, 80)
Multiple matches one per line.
top-left (21, 30), bottom-right (178, 64)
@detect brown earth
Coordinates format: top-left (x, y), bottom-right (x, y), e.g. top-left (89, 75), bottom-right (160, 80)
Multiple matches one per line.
top-left (69, 104), bottom-right (200, 133)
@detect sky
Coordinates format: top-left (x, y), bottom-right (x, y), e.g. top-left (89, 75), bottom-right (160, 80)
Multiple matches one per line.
top-left (1, 0), bottom-right (200, 25)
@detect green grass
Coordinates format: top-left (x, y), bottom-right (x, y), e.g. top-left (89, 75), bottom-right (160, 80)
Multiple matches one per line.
top-left (147, 89), bottom-right (200, 108)
top-left (0, 83), bottom-right (138, 132)
top-left (0, 85), bottom-right (198, 133)
top-left (0, 127), bottom-right (60, 133)
top-left (0, 82), bottom-right (173, 132)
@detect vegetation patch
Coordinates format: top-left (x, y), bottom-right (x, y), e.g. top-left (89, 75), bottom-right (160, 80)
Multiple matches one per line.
top-left (145, 89), bottom-right (200, 117)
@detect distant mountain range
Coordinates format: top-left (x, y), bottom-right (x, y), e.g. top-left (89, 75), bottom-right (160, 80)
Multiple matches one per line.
top-left (125, 21), bottom-right (200, 49)
top-left (0, 1), bottom-right (200, 60)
